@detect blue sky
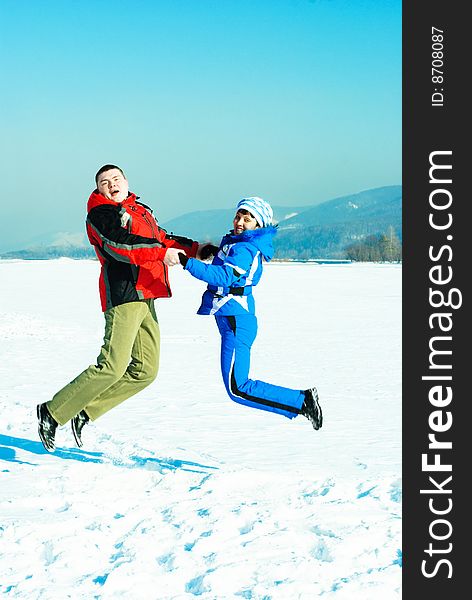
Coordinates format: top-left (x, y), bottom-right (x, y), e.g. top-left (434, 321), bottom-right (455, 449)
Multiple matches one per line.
top-left (1, 0), bottom-right (401, 251)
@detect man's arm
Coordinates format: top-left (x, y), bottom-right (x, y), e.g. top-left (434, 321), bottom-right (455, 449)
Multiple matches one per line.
top-left (164, 241), bottom-right (218, 267)
top-left (161, 230), bottom-right (200, 258)
top-left (87, 205), bottom-right (168, 264)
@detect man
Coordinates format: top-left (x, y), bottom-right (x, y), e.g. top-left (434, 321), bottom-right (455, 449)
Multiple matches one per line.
top-left (37, 164), bottom-right (201, 452)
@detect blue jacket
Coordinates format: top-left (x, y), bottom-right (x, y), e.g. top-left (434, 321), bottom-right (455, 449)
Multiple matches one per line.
top-left (184, 226), bottom-right (276, 315)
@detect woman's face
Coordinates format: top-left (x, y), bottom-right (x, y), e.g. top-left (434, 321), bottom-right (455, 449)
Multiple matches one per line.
top-left (233, 210), bottom-right (258, 234)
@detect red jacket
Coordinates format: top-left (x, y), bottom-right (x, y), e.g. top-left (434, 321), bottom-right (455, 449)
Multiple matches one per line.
top-left (86, 191), bottom-right (198, 311)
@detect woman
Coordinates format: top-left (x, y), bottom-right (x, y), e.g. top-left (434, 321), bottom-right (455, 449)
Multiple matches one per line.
top-left (179, 196), bottom-right (322, 430)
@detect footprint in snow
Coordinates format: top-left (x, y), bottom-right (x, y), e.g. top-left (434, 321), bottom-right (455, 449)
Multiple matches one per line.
top-left (184, 530), bottom-right (212, 552)
top-left (311, 539), bottom-right (334, 563)
top-left (185, 570), bottom-right (215, 596)
top-left (239, 521), bottom-right (256, 535)
top-left (156, 552), bottom-right (175, 572)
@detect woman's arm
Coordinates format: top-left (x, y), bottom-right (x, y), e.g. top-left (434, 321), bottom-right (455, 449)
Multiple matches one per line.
top-left (180, 244), bottom-right (254, 288)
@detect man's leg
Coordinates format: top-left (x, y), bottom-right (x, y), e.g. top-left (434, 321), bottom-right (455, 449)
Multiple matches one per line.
top-left (46, 301), bottom-right (153, 425)
top-left (84, 299), bottom-right (160, 420)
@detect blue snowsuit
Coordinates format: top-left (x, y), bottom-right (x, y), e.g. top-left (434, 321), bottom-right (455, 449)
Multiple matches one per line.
top-left (183, 226), bottom-right (304, 419)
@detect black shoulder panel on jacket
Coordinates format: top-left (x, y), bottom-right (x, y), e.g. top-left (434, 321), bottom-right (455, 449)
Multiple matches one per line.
top-left (135, 200), bottom-right (153, 212)
top-left (88, 205), bottom-right (164, 247)
top-left (165, 233), bottom-right (196, 248)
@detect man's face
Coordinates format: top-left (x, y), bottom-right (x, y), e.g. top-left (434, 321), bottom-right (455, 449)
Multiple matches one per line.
top-left (97, 168), bottom-right (129, 203)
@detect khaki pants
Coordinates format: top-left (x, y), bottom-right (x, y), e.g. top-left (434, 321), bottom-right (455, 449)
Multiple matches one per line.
top-left (47, 300), bottom-right (160, 425)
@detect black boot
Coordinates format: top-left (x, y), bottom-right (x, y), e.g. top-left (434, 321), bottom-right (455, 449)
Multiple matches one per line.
top-left (301, 387), bottom-right (323, 430)
top-left (37, 403), bottom-right (58, 452)
top-left (71, 410), bottom-right (89, 448)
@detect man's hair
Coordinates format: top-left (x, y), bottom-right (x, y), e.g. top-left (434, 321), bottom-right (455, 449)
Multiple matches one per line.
top-left (95, 164), bottom-right (125, 185)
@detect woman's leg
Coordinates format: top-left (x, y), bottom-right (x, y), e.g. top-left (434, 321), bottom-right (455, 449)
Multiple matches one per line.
top-left (216, 314), bottom-right (304, 419)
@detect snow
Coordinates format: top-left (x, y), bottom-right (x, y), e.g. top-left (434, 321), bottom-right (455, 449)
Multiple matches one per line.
top-left (0, 259), bottom-right (401, 599)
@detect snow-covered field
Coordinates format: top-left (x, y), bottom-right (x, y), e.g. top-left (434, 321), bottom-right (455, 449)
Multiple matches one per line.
top-left (0, 259), bottom-right (401, 599)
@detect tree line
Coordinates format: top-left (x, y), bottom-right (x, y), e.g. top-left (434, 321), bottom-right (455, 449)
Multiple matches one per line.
top-left (1, 226), bottom-right (402, 262)
top-left (344, 226), bottom-right (402, 262)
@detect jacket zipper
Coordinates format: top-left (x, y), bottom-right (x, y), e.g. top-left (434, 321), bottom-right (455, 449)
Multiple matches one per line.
top-left (142, 208), bottom-right (171, 295)
top-left (142, 210), bottom-right (158, 239)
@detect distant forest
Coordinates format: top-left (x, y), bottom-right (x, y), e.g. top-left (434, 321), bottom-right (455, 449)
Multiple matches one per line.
top-left (344, 226), bottom-right (402, 262)
top-left (272, 225), bottom-right (402, 262)
top-left (1, 185), bottom-right (402, 263)
top-left (0, 226), bottom-right (402, 263)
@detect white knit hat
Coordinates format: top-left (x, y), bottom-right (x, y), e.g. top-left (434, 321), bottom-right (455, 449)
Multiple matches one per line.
top-left (236, 197), bottom-right (273, 228)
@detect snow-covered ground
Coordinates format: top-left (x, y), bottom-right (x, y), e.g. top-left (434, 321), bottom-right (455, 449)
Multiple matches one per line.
top-left (0, 259), bottom-right (401, 599)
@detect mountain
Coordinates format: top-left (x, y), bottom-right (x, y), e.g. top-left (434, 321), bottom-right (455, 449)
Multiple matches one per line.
top-left (274, 185), bottom-right (402, 259)
top-left (277, 186), bottom-right (401, 229)
top-left (0, 186), bottom-right (401, 260)
top-left (161, 205), bottom-right (309, 243)
top-left (0, 232), bottom-right (94, 260)
top-left (162, 186), bottom-right (401, 259)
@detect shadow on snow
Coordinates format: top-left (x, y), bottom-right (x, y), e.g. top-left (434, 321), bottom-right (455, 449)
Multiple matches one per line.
top-left (0, 434), bottom-right (102, 464)
top-left (0, 434), bottom-right (218, 474)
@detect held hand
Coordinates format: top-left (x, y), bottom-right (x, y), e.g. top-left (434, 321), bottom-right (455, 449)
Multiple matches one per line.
top-left (164, 248), bottom-right (186, 267)
top-left (197, 243), bottom-right (219, 261)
